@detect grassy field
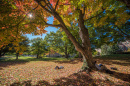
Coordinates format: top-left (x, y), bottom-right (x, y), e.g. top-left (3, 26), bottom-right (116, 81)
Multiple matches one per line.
top-left (0, 54), bottom-right (130, 85)
top-left (0, 55), bottom-right (72, 62)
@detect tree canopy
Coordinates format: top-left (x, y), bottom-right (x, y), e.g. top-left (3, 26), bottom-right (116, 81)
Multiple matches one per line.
top-left (0, 0), bottom-right (129, 48)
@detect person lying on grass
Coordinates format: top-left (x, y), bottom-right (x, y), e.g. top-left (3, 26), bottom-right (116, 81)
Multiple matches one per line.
top-left (94, 61), bottom-right (113, 74)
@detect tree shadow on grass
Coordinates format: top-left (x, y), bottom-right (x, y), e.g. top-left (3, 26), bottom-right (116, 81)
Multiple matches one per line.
top-left (0, 57), bottom-right (80, 70)
top-left (25, 57), bottom-right (59, 61)
top-left (52, 72), bottom-right (96, 86)
top-left (111, 61), bottom-right (130, 66)
top-left (0, 60), bottom-right (29, 70)
top-left (110, 71), bottom-right (130, 82)
top-left (95, 59), bottom-right (130, 66)
top-left (98, 69), bottom-right (130, 83)
top-left (10, 80), bottom-right (32, 86)
top-left (10, 71), bottom-right (130, 86)
top-left (94, 56), bottom-right (130, 66)
top-left (53, 59), bottom-right (82, 64)
top-left (10, 73), bottom-right (96, 86)
top-left (25, 57), bottom-right (82, 64)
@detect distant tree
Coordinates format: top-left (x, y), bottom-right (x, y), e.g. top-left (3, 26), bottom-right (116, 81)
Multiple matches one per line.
top-left (15, 36), bottom-right (30, 60)
top-left (101, 44), bottom-right (121, 55)
top-left (31, 38), bottom-right (46, 58)
top-left (101, 44), bottom-right (108, 55)
top-left (44, 30), bottom-right (76, 58)
top-left (0, 44), bottom-right (13, 57)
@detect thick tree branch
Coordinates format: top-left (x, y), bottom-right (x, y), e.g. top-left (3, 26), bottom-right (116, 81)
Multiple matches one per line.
top-left (33, 5), bottom-right (39, 10)
top-left (35, 14), bottom-right (62, 28)
top-left (42, 0), bottom-right (52, 10)
top-left (35, 0), bottom-right (52, 14)
top-left (115, 25), bottom-right (130, 38)
top-left (46, 0), bottom-right (54, 9)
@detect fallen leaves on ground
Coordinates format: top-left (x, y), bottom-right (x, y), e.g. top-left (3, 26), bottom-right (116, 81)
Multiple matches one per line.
top-left (0, 58), bottom-right (130, 86)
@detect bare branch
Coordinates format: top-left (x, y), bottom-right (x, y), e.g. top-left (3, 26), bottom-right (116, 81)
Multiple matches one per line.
top-left (45, 23), bottom-right (62, 27)
top-left (33, 5), bottom-right (39, 10)
top-left (41, 0), bottom-right (52, 10)
top-left (35, 0), bottom-right (52, 14)
top-left (55, 0), bottom-right (59, 10)
top-left (46, 0), bottom-right (54, 9)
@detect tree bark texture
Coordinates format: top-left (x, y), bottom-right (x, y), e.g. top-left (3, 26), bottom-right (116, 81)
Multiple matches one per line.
top-left (64, 45), bottom-right (69, 58)
top-left (37, 54), bottom-right (39, 59)
top-left (16, 53), bottom-right (19, 60)
top-left (78, 10), bottom-right (95, 70)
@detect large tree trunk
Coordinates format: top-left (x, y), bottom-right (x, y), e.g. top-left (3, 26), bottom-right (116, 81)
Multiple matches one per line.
top-left (78, 10), bottom-right (96, 70)
top-left (64, 45), bottom-right (69, 59)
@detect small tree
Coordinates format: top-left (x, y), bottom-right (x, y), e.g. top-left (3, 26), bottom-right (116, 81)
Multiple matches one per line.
top-left (101, 44), bottom-right (108, 55)
top-left (31, 38), bottom-right (46, 58)
top-left (101, 44), bottom-right (121, 55)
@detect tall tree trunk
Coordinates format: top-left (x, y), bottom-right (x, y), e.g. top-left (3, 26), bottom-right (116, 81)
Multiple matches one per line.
top-left (64, 45), bottom-right (69, 59)
top-left (16, 52), bottom-right (19, 60)
top-left (37, 54), bottom-right (39, 59)
top-left (78, 10), bottom-right (95, 70)
top-left (49, 48), bottom-right (50, 57)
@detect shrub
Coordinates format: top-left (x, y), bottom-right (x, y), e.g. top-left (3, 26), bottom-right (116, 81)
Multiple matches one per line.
top-left (93, 51), bottom-right (99, 56)
top-left (101, 44), bottom-right (108, 55)
top-left (101, 44), bottom-right (121, 55)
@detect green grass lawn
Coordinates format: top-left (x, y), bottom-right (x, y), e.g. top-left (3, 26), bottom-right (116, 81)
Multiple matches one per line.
top-left (94, 54), bottom-right (130, 60)
top-left (0, 54), bottom-right (129, 62)
top-left (0, 55), bottom-right (73, 62)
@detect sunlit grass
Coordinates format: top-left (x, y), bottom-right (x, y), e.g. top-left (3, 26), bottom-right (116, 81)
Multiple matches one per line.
top-left (0, 55), bottom-right (72, 62)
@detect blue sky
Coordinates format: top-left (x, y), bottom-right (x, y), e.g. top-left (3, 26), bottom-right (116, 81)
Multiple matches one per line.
top-left (25, 17), bottom-right (58, 40)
